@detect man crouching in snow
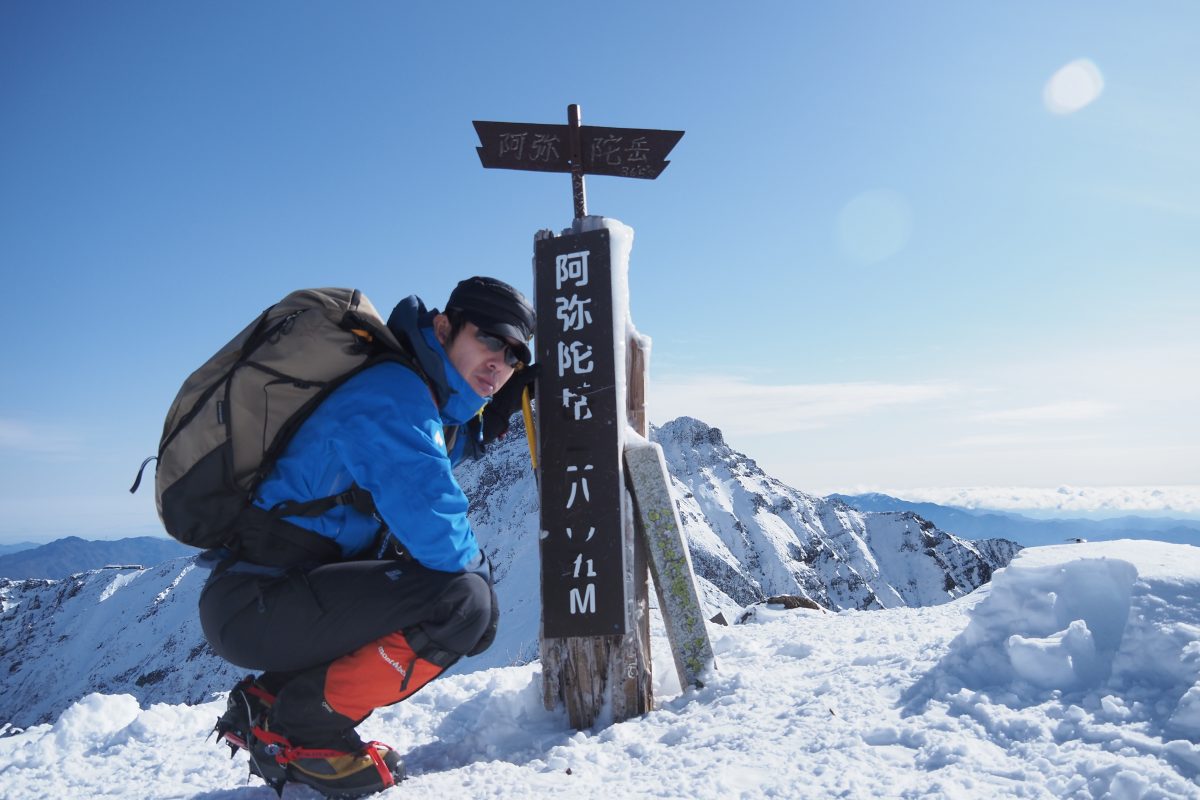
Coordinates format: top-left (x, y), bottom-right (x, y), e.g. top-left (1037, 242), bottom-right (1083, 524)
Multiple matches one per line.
top-left (198, 277), bottom-right (536, 797)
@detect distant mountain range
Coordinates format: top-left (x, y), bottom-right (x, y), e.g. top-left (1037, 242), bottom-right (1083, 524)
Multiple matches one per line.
top-left (0, 536), bottom-right (191, 580)
top-left (828, 493), bottom-right (1200, 548)
top-left (0, 542), bottom-right (40, 557)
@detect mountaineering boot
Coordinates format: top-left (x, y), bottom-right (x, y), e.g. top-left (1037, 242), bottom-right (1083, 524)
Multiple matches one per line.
top-left (250, 722), bottom-right (405, 798)
top-left (212, 674), bottom-right (276, 756)
top-left (245, 719), bottom-right (290, 797)
top-left (284, 740), bottom-right (405, 797)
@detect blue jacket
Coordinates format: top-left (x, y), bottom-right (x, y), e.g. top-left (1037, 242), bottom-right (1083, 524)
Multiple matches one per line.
top-left (253, 296), bottom-right (488, 572)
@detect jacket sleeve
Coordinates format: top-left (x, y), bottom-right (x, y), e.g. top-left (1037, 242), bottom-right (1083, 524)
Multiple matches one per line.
top-left (324, 364), bottom-right (481, 573)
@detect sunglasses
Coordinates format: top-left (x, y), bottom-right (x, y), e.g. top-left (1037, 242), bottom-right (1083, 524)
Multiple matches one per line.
top-left (475, 329), bottom-right (522, 367)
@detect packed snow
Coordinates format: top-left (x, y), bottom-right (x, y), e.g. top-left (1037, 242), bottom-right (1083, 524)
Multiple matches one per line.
top-left (2, 540), bottom-right (1197, 799)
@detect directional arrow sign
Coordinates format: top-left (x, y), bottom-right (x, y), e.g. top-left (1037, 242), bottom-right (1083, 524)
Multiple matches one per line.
top-left (474, 121), bottom-right (683, 179)
top-left (474, 105), bottom-right (684, 218)
top-left (473, 121), bottom-right (572, 174)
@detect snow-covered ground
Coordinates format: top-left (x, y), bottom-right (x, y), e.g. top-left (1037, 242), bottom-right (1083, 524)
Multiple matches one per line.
top-left (2, 540), bottom-right (1198, 799)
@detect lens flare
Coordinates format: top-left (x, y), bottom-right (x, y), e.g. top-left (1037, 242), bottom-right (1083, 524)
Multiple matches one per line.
top-left (1044, 59), bottom-right (1105, 115)
top-left (836, 189), bottom-right (914, 265)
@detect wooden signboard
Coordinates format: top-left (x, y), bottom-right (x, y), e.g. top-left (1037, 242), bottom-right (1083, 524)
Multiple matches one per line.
top-left (474, 104), bottom-right (683, 218)
top-left (533, 228), bottom-right (625, 639)
top-left (474, 105), bottom-right (707, 729)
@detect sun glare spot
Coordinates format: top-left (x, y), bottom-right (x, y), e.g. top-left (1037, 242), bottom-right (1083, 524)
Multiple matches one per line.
top-left (1044, 58), bottom-right (1104, 115)
top-left (836, 189), bottom-right (913, 265)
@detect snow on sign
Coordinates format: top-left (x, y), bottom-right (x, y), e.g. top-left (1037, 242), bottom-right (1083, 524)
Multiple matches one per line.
top-left (535, 228), bottom-right (625, 639)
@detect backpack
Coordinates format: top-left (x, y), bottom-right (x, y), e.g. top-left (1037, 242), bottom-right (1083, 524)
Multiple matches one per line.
top-left (133, 288), bottom-right (420, 554)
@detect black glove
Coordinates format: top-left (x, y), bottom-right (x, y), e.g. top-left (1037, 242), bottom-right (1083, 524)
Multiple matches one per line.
top-left (478, 363), bottom-right (539, 445)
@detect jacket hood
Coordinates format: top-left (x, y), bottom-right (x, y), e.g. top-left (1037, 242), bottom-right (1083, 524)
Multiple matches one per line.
top-left (386, 295), bottom-right (488, 426)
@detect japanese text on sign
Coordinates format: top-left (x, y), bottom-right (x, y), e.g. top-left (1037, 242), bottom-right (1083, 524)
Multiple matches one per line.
top-left (536, 228), bottom-right (624, 637)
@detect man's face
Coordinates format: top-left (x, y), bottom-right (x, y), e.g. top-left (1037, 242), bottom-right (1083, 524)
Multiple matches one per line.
top-left (435, 316), bottom-right (518, 397)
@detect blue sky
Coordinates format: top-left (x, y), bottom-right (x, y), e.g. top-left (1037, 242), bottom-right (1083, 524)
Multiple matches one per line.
top-left (1, 2), bottom-right (1197, 541)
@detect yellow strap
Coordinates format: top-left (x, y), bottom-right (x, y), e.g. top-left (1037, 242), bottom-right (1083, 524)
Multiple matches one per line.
top-left (521, 385), bottom-right (537, 470)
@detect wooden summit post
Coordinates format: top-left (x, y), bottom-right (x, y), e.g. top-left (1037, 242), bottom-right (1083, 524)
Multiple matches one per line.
top-left (474, 106), bottom-right (710, 729)
top-left (533, 225), bottom-right (640, 727)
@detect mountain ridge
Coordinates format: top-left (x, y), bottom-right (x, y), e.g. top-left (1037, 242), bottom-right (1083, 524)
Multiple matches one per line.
top-left (0, 535), bottom-right (191, 580)
top-left (648, 417), bottom-right (1019, 610)
top-left (0, 542), bottom-right (41, 557)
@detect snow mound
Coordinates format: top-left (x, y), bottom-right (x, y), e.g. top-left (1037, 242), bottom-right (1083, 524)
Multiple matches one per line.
top-left (906, 542), bottom-right (1200, 736)
top-left (949, 555), bottom-right (1140, 691)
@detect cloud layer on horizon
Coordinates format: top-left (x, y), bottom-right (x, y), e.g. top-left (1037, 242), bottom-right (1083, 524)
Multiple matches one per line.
top-left (875, 485), bottom-right (1200, 516)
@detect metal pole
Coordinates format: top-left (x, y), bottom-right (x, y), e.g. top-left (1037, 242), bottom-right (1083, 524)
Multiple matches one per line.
top-left (568, 104), bottom-right (587, 219)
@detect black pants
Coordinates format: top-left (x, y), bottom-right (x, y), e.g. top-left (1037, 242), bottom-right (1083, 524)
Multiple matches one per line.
top-left (199, 558), bottom-right (492, 746)
top-left (200, 558), bottom-right (491, 669)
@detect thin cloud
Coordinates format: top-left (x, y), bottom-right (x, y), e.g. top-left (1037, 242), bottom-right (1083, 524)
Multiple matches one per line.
top-left (949, 432), bottom-right (1101, 448)
top-left (0, 419), bottom-right (83, 457)
top-left (650, 377), bottom-right (958, 435)
top-left (1098, 188), bottom-right (1200, 221)
top-left (881, 485), bottom-right (1200, 515)
top-left (972, 401), bottom-right (1116, 424)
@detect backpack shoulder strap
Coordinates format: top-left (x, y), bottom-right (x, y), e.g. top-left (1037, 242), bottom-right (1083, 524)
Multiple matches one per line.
top-left (265, 483), bottom-right (378, 520)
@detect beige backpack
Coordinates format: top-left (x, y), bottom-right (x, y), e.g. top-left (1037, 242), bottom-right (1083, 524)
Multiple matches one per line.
top-left (131, 288), bottom-right (418, 550)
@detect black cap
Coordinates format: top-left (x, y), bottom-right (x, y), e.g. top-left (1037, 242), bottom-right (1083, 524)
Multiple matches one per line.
top-left (447, 276), bottom-right (536, 365)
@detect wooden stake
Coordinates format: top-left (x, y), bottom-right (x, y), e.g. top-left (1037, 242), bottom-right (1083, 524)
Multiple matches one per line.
top-left (568, 104), bottom-right (587, 219)
top-left (625, 440), bottom-right (716, 689)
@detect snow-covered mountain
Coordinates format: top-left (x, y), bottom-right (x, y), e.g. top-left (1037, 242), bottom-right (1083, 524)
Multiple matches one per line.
top-left (0, 563), bottom-right (246, 729)
top-left (0, 416), bottom-right (1018, 729)
top-left (647, 417), bottom-right (1019, 611)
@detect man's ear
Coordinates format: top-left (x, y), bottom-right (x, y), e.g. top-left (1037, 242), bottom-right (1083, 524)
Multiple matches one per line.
top-left (432, 313), bottom-right (451, 345)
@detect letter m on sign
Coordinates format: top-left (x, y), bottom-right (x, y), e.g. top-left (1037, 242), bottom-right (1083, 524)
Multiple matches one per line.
top-left (570, 584), bottom-right (597, 615)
